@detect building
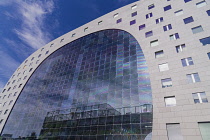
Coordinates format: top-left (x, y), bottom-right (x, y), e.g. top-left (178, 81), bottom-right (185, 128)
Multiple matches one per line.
top-left (0, 0), bottom-right (210, 139)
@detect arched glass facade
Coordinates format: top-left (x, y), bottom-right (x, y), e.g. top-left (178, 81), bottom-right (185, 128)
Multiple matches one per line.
top-left (2, 29), bottom-right (152, 139)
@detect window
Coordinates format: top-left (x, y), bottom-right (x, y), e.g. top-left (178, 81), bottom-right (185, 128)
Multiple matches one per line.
top-left (29, 68), bottom-right (33, 72)
top-left (200, 36), bottom-right (210, 45)
top-left (139, 24), bottom-right (146, 30)
top-left (116, 18), bottom-right (122, 24)
top-left (0, 111), bottom-right (2, 115)
top-left (38, 54), bottom-right (41, 58)
top-left (17, 78), bottom-right (21, 82)
top-left (164, 5), bottom-right (172, 11)
top-left (156, 17), bottom-right (163, 24)
top-left (192, 92), bottom-right (208, 103)
top-left (72, 33), bottom-right (76, 37)
top-left (24, 76), bottom-right (27, 80)
top-left (84, 27), bottom-right (88, 32)
top-left (45, 50), bottom-right (49, 55)
top-left (176, 44), bottom-right (186, 53)
top-left (167, 124), bottom-right (183, 140)
top-left (183, 16), bottom-right (194, 24)
top-left (4, 109), bottom-right (8, 115)
top-left (31, 57), bottom-right (34, 61)
top-left (150, 40), bottom-right (159, 47)
top-left (12, 80), bottom-right (16, 84)
top-left (18, 84), bottom-right (22, 88)
top-left (165, 96), bottom-right (176, 107)
top-left (13, 85), bottom-right (16, 90)
top-left (186, 73), bottom-right (201, 83)
top-left (155, 50), bottom-right (164, 58)
top-left (14, 92), bottom-right (17, 96)
top-left (3, 95), bottom-right (6, 99)
top-left (36, 60), bottom-right (39, 64)
top-left (148, 4), bottom-right (155, 10)
top-left (207, 10), bottom-right (210, 16)
top-left (9, 100), bottom-right (13, 105)
top-left (131, 4), bottom-right (137, 9)
top-left (198, 122), bottom-right (210, 140)
top-left (25, 60), bottom-right (28, 63)
top-left (50, 43), bottom-right (54, 47)
top-left (196, 1), bottom-right (207, 8)
top-left (184, 0), bottom-right (192, 3)
top-left (192, 26), bottom-right (203, 34)
top-left (146, 13), bottom-right (153, 19)
top-left (207, 52), bottom-right (210, 59)
top-left (131, 11), bottom-right (137, 17)
top-left (7, 87), bottom-right (11, 91)
top-left (7, 82), bottom-right (10, 86)
top-left (159, 63), bottom-right (169, 72)
top-left (163, 24), bottom-right (172, 31)
top-left (41, 48), bottom-right (44, 51)
top-left (130, 20), bottom-right (136, 25)
top-left (98, 21), bottom-right (102, 25)
top-left (8, 93), bottom-right (11, 98)
top-left (175, 9), bottom-right (183, 16)
top-left (0, 119), bottom-right (3, 124)
top-left (170, 33), bottom-right (180, 40)
top-left (161, 78), bottom-right (172, 88)
top-left (2, 89), bottom-right (6, 93)
top-left (113, 13), bottom-right (118, 18)
top-left (145, 31), bottom-right (153, 38)
top-left (181, 57), bottom-right (194, 67)
top-left (3, 102), bottom-right (7, 107)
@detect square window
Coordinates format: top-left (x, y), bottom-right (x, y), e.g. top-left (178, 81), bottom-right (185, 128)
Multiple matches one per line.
top-left (186, 73), bottom-right (201, 83)
top-left (163, 24), bottom-right (172, 31)
top-left (175, 9), bottom-right (183, 16)
top-left (207, 10), bottom-right (210, 16)
top-left (145, 31), bottom-right (153, 38)
top-left (139, 24), bottom-right (146, 30)
top-left (165, 96), bottom-right (176, 107)
top-left (130, 20), bottom-right (136, 25)
top-left (207, 52), bottom-right (210, 59)
top-left (164, 5), bottom-right (172, 11)
top-left (156, 17), bottom-right (163, 24)
top-left (184, 0), bottom-right (192, 3)
top-left (200, 36), bottom-right (210, 45)
top-left (170, 33), bottom-right (180, 40)
top-left (181, 57), bottom-right (194, 67)
top-left (192, 26), bottom-right (203, 34)
top-left (148, 4), bottom-right (155, 10)
top-left (159, 63), bottom-right (169, 72)
top-left (155, 50), bottom-right (164, 58)
top-left (192, 92), bottom-right (208, 103)
top-left (196, 1), bottom-right (207, 8)
top-left (176, 44), bottom-right (186, 53)
top-left (146, 13), bottom-right (153, 19)
top-left (150, 40), bottom-right (159, 47)
top-left (161, 78), bottom-right (172, 88)
top-left (183, 16), bottom-right (194, 24)
top-left (131, 11), bottom-right (137, 17)
top-left (116, 18), bottom-right (122, 24)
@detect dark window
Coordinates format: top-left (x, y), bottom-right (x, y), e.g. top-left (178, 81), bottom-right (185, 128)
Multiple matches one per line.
top-left (131, 11), bottom-right (137, 17)
top-left (139, 24), bottom-right (146, 30)
top-left (163, 24), bottom-right (172, 31)
top-left (146, 13), bottom-right (153, 19)
top-left (207, 10), bottom-right (210, 16)
top-left (145, 31), bottom-right (153, 38)
top-left (116, 18), bottom-right (122, 24)
top-left (207, 52), bottom-right (210, 59)
top-left (130, 20), bottom-right (136, 25)
top-left (148, 4), bottom-right (155, 10)
top-left (164, 5), bottom-right (172, 11)
top-left (156, 17), bottom-right (163, 24)
top-left (183, 16), bottom-right (194, 24)
top-left (184, 0), bottom-right (192, 3)
top-left (200, 36), bottom-right (210, 45)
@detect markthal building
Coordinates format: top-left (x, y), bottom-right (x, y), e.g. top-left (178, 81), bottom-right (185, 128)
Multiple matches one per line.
top-left (1, 0), bottom-right (210, 140)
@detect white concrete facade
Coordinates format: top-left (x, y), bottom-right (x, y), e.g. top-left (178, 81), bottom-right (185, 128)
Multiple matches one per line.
top-left (0, 0), bottom-right (210, 139)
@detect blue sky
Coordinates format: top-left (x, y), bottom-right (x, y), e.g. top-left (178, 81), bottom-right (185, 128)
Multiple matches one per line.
top-left (0, 0), bottom-right (138, 90)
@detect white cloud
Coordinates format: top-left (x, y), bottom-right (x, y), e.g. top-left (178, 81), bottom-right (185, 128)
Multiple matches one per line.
top-left (14, 0), bottom-right (54, 49)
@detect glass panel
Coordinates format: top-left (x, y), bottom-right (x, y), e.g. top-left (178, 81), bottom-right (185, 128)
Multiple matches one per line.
top-left (192, 26), bottom-right (204, 34)
top-left (200, 36), bottom-right (210, 46)
top-left (198, 122), bottom-right (210, 140)
top-left (193, 73), bottom-right (200, 82)
top-left (167, 124), bottom-right (183, 140)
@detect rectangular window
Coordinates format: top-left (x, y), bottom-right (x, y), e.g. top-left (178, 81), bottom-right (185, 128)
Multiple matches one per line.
top-left (184, 0), bottom-right (192, 3)
top-left (146, 13), bottom-right (153, 19)
top-left (98, 21), bottom-right (102, 25)
top-left (175, 9), bottom-right (183, 16)
top-left (167, 124), bottom-right (183, 140)
top-left (198, 122), bottom-right (210, 140)
top-left (163, 24), bottom-right (172, 31)
top-left (181, 57), bottom-right (194, 67)
top-left (155, 50), bottom-right (164, 58)
top-left (196, 1), bottom-right (207, 8)
top-left (192, 92), bottom-right (208, 103)
top-left (130, 20), bottom-right (136, 25)
top-left (113, 13), bottom-right (119, 18)
top-left (131, 11), bottom-right (137, 17)
top-left (139, 24), bottom-right (146, 30)
top-left (192, 26), bottom-right (203, 34)
top-left (161, 78), bottom-right (172, 88)
top-left (156, 17), bottom-right (163, 24)
top-left (148, 4), bottom-right (155, 10)
top-left (183, 16), bottom-right (194, 24)
top-left (186, 73), bottom-right (201, 83)
top-left (207, 52), bottom-right (210, 59)
top-left (150, 40), bottom-right (159, 47)
top-left (84, 27), bottom-right (88, 32)
top-left (165, 96), bottom-right (176, 107)
top-left (200, 36), bottom-right (210, 45)
top-left (72, 33), bottom-right (76, 37)
top-left (164, 5), bottom-right (172, 11)
top-left (176, 44), bottom-right (186, 53)
top-left (131, 4), bottom-right (137, 9)
top-left (159, 63), bottom-right (169, 72)
top-left (116, 18), bottom-right (122, 24)
top-left (170, 33), bottom-right (180, 40)
top-left (207, 10), bottom-right (210, 16)
top-left (145, 31), bottom-right (153, 38)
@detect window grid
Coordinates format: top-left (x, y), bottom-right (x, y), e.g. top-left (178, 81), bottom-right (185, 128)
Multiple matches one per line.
top-left (187, 73), bottom-right (200, 83)
top-left (192, 92), bottom-right (208, 103)
top-left (146, 13), bottom-right (153, 19)
top-left (170, 33), bottom-right (180, 40)
top-left (156, 17), bottom-right (163, 24)
top-left (181, 57), bottom-right (194, 67)
top-left (145, 31), bottom-right (153, 38)
top-left (163, 24), bottom-right (172, 31)
top-left (176, 44), bottom-right (186, 53)
top-left (164, 5), bottom-right (172, 11)
top-left (148, 4), bottom-right (155, 10)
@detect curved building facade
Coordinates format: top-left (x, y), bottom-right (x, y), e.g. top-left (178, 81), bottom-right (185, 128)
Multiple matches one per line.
top-left (1, 0), bottom-right (210, 139)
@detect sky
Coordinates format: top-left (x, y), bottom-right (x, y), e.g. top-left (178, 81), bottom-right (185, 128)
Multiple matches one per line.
top-left (0, 0), bottom-right (138, 90)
